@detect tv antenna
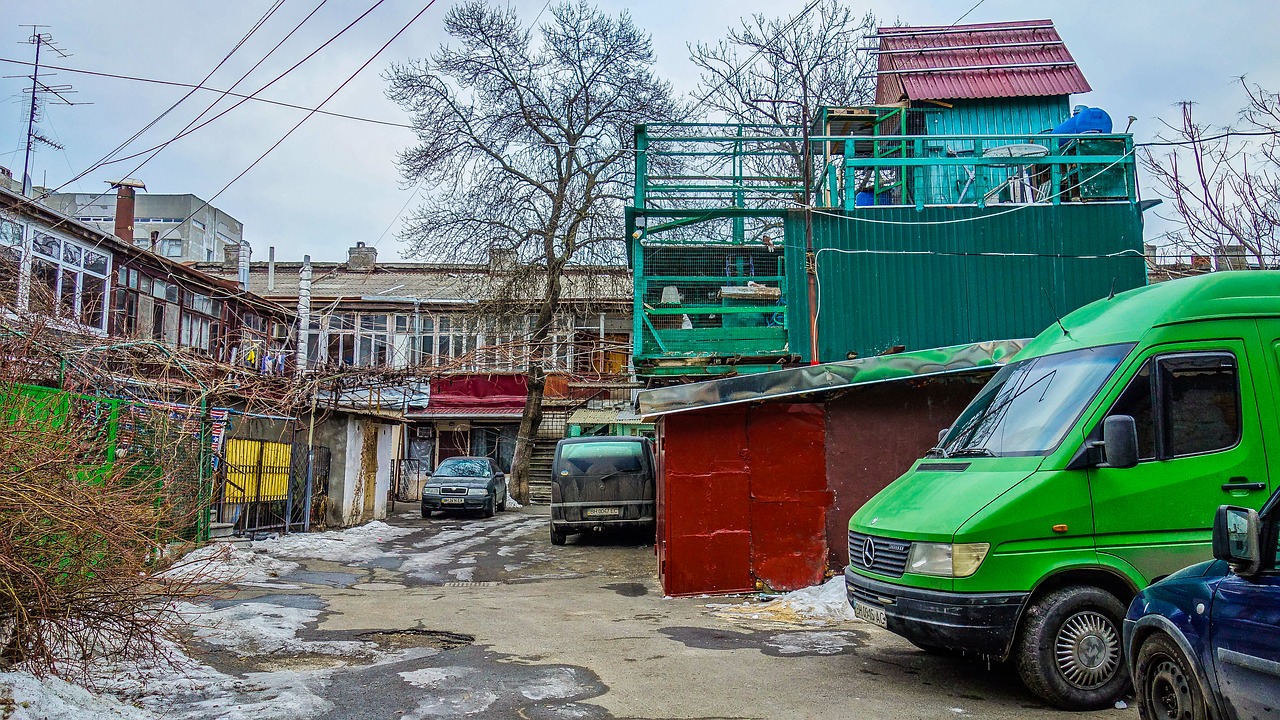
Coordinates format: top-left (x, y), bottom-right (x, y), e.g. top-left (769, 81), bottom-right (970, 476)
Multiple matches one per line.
top-left (7, 27), bottom-right (88, 196)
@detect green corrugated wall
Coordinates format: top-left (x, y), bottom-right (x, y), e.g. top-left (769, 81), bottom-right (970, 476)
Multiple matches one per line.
top-left (785, 203), bottom-right (1148, 362)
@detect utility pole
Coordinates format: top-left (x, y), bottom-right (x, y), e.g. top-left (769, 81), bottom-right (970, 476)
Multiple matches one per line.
top-left (12, 27), bottom-right (79, 197)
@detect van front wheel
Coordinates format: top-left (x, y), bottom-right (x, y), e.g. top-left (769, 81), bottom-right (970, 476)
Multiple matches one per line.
top-left (1015, 586), bottom-right (1128, 710)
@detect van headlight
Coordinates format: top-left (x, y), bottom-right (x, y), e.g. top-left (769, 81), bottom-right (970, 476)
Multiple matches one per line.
top-left (907, 542), bottom-right (990, 578)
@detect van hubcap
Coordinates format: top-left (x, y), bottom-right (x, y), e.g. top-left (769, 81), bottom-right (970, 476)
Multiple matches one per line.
top-left (1055, 611), bottom-right (1120, 690)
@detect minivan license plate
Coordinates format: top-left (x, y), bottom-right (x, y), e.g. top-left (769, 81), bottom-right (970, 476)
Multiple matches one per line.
top-left (583, 507), bottom-right (621, 518)
top-left (853, 601), bottom-right (887, 628)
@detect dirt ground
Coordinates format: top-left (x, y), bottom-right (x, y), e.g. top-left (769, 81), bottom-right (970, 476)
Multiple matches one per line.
top-left (168, 504), bottom-right (1137, 720)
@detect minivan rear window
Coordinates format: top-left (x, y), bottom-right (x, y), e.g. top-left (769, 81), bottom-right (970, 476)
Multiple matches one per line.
top-left (560, 442), bottom-right (645, 476)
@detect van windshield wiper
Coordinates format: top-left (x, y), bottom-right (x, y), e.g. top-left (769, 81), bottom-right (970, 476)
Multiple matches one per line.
top-left (948, 447), bottom-right (996, 457)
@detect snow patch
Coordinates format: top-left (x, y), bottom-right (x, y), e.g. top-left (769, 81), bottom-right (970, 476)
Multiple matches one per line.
top-left (505, 494), bottom-right (522, 509)
top-left (519, 667), bottom-right (591, 701)
top-left (714, 576), bottom-right (856, 625)
top-left (164, 543), bottom-right (301, 586)
top-left (180, 602), bottom-right (371, 657)
top-left (398, 666), bottom-right (468, 688)
top-left (764, 630), bottom-right (859, 655)
top-left (253, 521), bottom-right (413, 563)
top-left (0, 670), bottom-right (159, 719)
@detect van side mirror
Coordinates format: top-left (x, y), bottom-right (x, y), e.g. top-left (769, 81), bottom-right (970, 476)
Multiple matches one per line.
top-left (1213, 505), bottom-right (1261, 575)
top-left (1101, 415), bottom-right (1138, 469)
top-left (937, 428), bottom-right (949, 445)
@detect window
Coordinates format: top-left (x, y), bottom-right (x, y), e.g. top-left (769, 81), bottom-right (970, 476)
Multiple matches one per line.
top-left (1105, 352), bottom-right (1241, 460)
top-left (162, 239), bottom-right (183, 257)
top-left (1160, 354), bottom-right (1240, 456)
top-left (26, 231), bottom-right (111, 332)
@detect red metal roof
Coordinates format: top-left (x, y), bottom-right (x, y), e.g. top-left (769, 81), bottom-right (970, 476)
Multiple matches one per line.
top-left (875, 19), bottom-right (1090, 103)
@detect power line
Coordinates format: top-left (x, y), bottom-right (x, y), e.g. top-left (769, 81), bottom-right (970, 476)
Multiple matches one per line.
top-left (949, 0), bottom-right (988, 27)
top-left (687, 0), bottom-right (824, 116)
top-left (92, 0), bottom-right (389, 173)
top-left (0, 57), bottom-right (410, 129)
top-left (152, 0), bottom-right (441, 249)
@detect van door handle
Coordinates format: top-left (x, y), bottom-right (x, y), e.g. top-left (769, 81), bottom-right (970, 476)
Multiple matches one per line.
top-left (1221, 478), bottom-right (1266, 491)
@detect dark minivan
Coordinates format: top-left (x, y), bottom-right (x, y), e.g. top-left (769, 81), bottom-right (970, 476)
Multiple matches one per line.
top-left (550, 437), bottom-right (655, 545)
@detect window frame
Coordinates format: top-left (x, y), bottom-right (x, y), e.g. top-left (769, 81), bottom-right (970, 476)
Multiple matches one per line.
top-left (1104, 349), bottom-right (1243, 463)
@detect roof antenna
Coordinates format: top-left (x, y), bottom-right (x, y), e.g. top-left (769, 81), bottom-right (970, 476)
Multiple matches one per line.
top-left (1042, 287), bottom-right (1070, 338)
top-left (1107, 277), bottom-right (1117, 300)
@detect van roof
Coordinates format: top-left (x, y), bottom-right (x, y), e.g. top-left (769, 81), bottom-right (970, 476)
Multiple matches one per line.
top-left (1022, 271), bottom-right (1280, 358)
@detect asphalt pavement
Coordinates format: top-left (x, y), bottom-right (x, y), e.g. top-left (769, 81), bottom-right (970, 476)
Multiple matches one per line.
top-left (187, 504), bottom-right (1137, 720)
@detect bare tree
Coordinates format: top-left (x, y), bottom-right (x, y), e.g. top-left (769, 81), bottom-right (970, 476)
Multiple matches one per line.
top-left (385, 1), bottom-right (677, 502)
top-left (689, 0), bottom-right (878, 126)
top-left (686, 0), bottom-right (878, 235)
top-left (1142, 79), bottom-right (1280, 269)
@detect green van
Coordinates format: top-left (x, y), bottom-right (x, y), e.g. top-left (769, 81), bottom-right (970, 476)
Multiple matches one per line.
top-left (845, 272), bottom-right (1280, 710)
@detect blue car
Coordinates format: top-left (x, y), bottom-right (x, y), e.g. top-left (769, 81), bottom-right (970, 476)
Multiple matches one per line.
top-left (1124, 490), bottom-right (1280, 719)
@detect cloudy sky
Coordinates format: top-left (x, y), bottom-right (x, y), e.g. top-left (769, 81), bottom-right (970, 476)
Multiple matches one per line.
top-left (2, 1), bottom-right (1277, 263)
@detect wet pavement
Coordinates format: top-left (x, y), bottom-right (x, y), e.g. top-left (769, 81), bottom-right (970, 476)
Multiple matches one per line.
top-left (166, 505), bottom-right (1135, 720)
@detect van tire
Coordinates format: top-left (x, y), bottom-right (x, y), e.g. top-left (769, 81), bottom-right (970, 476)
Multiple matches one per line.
top-left (550, 525), bottom-right (567, 546)
top-left (1134, 631), bottom-right (1209, 720)
top-left (1015, 586), bottom-right (1129, 710)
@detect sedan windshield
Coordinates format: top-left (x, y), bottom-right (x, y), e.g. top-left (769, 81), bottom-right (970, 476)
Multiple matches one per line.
top-left (434, 458), bottom-right (489, 477)
top-left (938, 343), bottom-right (1134, 458)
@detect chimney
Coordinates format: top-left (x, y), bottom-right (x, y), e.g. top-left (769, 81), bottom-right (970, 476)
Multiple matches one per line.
top-left (223, 243), bottom-right (241, 270)
top-left (237, 242), bottom-right (251, 289)
top-left (489, 246), bottom-right (518, 271)
top-left (347, 241), bottom-right (377, 271)
top-left (149, 230), bottom-right (160, 251)
top-left (295, 255), bottom-right (312, 376)
top-left (108, 178), bottom-right (146, 243)
top-left (1214, 244), bottom-right (1247, 271)
top-left (267, 246), bottom-right (276, 292)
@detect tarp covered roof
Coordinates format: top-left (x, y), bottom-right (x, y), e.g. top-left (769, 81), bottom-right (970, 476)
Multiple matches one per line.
top-left (875, 19), bottom-right (1090, 103)
top-left (637, 339), bottom-right (1027, 418)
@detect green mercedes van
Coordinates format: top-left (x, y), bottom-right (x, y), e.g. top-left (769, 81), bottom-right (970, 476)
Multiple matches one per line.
top-left (845, 272), bottom-right (1280, 710)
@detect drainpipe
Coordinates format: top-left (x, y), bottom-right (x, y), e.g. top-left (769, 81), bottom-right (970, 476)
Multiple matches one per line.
top-left (295, 254), bottom-right (312, 376)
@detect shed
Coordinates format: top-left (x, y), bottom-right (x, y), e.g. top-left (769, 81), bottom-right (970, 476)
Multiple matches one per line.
top-left (639, 340), bottom-right (1026, 596)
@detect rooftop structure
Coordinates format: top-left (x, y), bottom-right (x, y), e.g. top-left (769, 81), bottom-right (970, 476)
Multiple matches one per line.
top-left (627, 19), bottom-right (1152, 378)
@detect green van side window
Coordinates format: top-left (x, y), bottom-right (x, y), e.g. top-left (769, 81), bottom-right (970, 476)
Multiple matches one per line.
top-left (1109, 360), bottom-right (1157, 460)
top-left (1158, 354), bottom-right (1240, 457)
top-left (1106, 352), bottom-right (1240, 461)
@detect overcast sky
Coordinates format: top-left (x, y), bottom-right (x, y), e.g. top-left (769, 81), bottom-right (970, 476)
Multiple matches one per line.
top-left (2, 1), bottom-right (1278, 263)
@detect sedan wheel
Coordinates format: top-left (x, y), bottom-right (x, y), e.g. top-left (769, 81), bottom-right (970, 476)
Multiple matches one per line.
top-left (483, 493), bottom-right (496, 518)
top-left (1135, 632), bottom-right (1209, 720)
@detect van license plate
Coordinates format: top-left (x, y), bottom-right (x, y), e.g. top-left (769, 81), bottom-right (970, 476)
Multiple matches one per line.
top-left (441, 498), bottom-right (464, 505)
top-left (583, 507), bottom-right (621, 518)
top-left (853, 601), bottom-right (887, 628)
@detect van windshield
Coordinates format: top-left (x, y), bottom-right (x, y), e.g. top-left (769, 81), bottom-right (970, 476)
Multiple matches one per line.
top-left (937, 343), bottom-right (1134, 458)
top-left (560, 442), bottom-right (645, 476)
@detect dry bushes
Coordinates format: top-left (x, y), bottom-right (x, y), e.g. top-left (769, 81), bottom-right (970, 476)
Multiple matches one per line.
top-left (0, 348), bottom-right (215, 677)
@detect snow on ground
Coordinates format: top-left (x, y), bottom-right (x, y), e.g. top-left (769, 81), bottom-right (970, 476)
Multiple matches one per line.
top-left (712, 576), bottom-right (857, 625)
top-left (251, 520), bottom-right (414, 563)
top-left (0, 671), bottom-right (159, 720)
top-left (164, 543), bottom-right (301, 587)
top-left (179, 601), bottom-right (372, 657)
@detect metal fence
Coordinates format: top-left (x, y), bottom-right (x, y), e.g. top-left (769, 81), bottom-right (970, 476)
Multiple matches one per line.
top-left (213, 439), bottom-right (330, 536)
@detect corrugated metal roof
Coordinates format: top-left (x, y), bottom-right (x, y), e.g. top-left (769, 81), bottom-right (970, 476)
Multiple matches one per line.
top-left (875, 20), bottom-right (1090, 103)
top-left (638, 339), bottom-right (1027, 418)
top-left (195, 261), bottom-right (632, 307)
